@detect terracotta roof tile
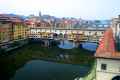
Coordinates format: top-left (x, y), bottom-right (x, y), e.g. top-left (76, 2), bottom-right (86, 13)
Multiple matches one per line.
top-left (0, 14), bottom-right (22, 23)
top-left (95, 28), bottom-right (120, 59)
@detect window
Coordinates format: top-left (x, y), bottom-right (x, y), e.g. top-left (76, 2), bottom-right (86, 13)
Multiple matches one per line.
top-left (101, 64), bottom-right (107, 70)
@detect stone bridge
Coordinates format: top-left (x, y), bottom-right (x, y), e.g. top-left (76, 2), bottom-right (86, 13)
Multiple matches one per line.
top-left (29, 27), bottom-right (108, 43)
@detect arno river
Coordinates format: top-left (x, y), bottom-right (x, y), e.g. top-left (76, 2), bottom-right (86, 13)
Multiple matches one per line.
top-left (0, 40), bottom-right (97, 80)
top-left (11, 60), bottom-right (90, 80)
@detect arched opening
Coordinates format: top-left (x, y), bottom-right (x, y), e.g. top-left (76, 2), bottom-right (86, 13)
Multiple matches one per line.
top-left (64, 34), bottom-right (68, 39)
top-left (59, 33), bottom-right (63, 39)
top-left (53, 33), bottom-right (58, 38)
top-left (112, 76), bottom-right (120, 80)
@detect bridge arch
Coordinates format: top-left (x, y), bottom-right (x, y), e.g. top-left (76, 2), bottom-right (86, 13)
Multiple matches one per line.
top-left (112, 75), bottom-right (120, 80)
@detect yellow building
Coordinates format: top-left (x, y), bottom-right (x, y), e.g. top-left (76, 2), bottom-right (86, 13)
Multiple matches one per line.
top-left (12, 23), bottom-right (28, 41)
top-left (0, 23), bottom-right (12, 43)
top-left (0, 14), bottom-right (28, 45)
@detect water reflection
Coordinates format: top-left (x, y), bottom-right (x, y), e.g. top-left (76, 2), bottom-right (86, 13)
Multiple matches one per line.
top-left (58, 40), bottom-right (75, 49)
top-left (11, 60), bottom-right (90, 80)
top-left (58, 40), bottom-right (98, 51)
top-left (82, 42), bottom-right (98, 51)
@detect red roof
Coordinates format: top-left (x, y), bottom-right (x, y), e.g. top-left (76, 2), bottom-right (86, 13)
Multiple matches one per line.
top-left (24, 20), bottom-right (35, 25)
top-left (95, 28), bottom-right (120, 59)
top-left (0, 28), bottom-right (6, 32)
top-left (0, 14), bottom-right (22, 23)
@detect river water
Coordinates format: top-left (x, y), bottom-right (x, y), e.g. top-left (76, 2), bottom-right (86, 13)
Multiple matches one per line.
top-left (10, 41), bottom-right (97, 80)
top-left (11, 60), bottom-right (90, 80)
top-left (58, 40), bottom-right (97, 51)
top-left (82, 42), bottom-right (98, 51)
top-left (58, 40), bottom-right (76, 49)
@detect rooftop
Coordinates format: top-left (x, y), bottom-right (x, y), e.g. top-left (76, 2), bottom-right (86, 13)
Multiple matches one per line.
top-left (95, 28), bottom-right (120, 59)
top-left (0, 14), bottom-right (23, 23)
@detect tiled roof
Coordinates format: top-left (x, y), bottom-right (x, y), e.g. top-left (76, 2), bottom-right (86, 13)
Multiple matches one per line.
top-left (95, 28), bottom-right (120, 59)
top-left (0, 28), bottom-right (6, 32)
top-left (0, 14), bottom-right (22, 23)
top-left (24, 20), bottom-right (34, 25)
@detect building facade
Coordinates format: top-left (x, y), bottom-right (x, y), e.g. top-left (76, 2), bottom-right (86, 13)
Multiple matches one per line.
top-left (0, 14), bottom-right (28, 46)
top-left (0, 13), bottom-right (110, 45)
top-left (12, 22), bottom-right (28, 41)
top-left (28, 26), bottom-right (106, 42)
top-left (25, 13), bottom-right (110, 42)
top-left (95, 28), bottom-right (120, 80)
top-left (96, 58), bottom-right (120, 80)
top-left (0, 23), bottom-right (12, 43)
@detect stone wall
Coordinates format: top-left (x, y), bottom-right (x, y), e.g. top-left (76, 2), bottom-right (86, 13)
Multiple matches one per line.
top-left (96, 58), bottom-right (120, 80)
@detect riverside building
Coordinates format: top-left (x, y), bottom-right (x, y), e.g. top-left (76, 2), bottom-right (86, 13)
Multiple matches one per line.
top-left (95, 15), bottom-right (120, 80)
top-left (0, 14), bottom-right (28, 46)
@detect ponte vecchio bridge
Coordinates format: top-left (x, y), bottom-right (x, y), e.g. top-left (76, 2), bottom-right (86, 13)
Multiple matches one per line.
top-left (28, 27), bottom-right (109, 43)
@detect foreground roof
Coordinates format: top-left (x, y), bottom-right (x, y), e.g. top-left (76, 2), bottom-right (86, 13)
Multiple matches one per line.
top-left (95, 28), bottom-right (120, 59)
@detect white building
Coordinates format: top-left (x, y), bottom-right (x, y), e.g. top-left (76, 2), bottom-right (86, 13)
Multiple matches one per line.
top-left (95, 28), bottom-right (120, 80)
top-left (96, 58), bottom-right (120, 80)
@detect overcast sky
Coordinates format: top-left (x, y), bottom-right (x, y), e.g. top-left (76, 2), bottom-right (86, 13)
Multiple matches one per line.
top-left (0, 0), bottom-right (120, 20)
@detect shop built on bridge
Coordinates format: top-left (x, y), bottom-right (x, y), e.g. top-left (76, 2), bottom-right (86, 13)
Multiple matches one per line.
top-left (28, 27), bottom-right (108, 43)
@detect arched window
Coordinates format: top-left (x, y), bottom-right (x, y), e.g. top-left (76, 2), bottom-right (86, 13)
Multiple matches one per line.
top-left (112, 76), bottom-right (120, 80)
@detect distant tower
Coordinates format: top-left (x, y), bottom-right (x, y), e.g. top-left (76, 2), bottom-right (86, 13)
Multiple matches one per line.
top-left (39, 11), bottom-right (42, 20)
